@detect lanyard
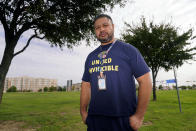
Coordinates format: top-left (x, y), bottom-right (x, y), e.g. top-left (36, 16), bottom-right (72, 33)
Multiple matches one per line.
top-left (99, 40), bottom-right (117, 74)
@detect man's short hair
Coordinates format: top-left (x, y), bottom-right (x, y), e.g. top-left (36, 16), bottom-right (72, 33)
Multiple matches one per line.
top-left (93, 14), bottom-right (113, 25)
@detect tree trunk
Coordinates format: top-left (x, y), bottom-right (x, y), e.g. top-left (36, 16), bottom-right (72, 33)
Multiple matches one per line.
top-left (0, 70), bottom-right (7, 104)
top-left (0, 45), bottom-right (14, 104)
top-left (152, 72), bottom-right (157, 101)
top-left (0, 29), bottom-right (35, 104)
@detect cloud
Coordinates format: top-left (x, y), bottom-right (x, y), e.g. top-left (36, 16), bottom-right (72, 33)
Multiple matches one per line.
top-left (5, 37), bottom-right (96, 85)
top-left (0, 26), bottom-right (96, 85)
top-left (1, 0), bottom-right (196, 86)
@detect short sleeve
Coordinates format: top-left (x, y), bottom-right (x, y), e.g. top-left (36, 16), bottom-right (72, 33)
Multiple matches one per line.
top-left (131, 48), bottom-right (150, 78)
top-left (82, 57), bottom-right (90, 82)
top-left (123, 43), bottom-right (150, 78)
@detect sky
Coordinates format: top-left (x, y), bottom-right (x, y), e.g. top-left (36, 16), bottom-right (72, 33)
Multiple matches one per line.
top-left (0, 0), bottom-right (196, 86)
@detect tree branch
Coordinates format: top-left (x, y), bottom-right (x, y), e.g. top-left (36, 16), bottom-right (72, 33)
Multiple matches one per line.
top-left (13, 31), bottom-right (45, 57)
top-left (10, 0), bottom-right (25, 31)
top-left (15, 22), bottom-right (34, 39)
top-left (16, 13), bottom-right (25, 25)
top-left (13, 34), bottom-right (36, 57)
top-left (0, 7), bottom-right (9, 31)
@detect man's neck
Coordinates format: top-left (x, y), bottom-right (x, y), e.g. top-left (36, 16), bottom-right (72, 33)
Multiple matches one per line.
top-left (101, 38), bottom-right (115, 46)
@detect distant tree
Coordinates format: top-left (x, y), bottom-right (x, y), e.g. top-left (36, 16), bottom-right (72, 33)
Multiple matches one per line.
top-left (7, 86), bottom-right (17, 92)
top-left (179, 85), bottom-right (190, 90)
top-left (62, 86), bottom-right (67, 91)
top-left (22, 89), bottom-right (32, 92)
top-left (0, 0), bottom-right (127, 103)
top-left (38, 89), bottom-right (42, 92)
top-left (187, 86), bottom-right (192, 90)
top-left (158, 85), bottom-right (163, 90)
top-left (43, 87), bottom-right (48, 92)
top-left (49, 86), bottom-right (57, 92)
top-left (122, 17), bottom-right (196, 101)
top-left (192, 84), bottom-right (196, 89)
top-left (57, 86), bottom-right (62, 91)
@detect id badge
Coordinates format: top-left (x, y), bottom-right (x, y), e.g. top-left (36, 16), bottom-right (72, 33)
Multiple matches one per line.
top-left (98, 75), bottom-right (106, 90)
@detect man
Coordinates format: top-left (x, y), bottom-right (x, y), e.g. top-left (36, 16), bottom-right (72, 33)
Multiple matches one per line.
top-left (80, 14), bottom-right (152, 131)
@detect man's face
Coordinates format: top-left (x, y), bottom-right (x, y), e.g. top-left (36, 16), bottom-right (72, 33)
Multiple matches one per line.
top-left (94, 17), bottom-right (114, 43)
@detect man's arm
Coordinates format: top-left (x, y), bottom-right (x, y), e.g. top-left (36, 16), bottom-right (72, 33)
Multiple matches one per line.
top-left (80, 81), bottom-right (91, 124)
top-left (130, 72), bottom-right (152, 130)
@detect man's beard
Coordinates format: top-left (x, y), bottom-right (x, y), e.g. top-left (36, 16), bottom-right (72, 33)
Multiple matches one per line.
top-left (97, 32), bottom-right (114, 43)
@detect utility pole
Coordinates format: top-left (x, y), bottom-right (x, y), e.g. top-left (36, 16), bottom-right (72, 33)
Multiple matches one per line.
top-left (173, 66), bottom-right (182, 113)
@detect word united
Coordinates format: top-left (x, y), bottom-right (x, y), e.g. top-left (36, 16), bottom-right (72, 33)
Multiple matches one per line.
top-left (89, 58), bottom-right (119, 74)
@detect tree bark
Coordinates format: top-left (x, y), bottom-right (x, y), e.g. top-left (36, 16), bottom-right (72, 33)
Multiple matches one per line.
top-left (0, 44), bottom-right (14, 104)
top-left (152, 71), bottom-right (157, 101)
top-left (0, 70), bottom-right (7, 104)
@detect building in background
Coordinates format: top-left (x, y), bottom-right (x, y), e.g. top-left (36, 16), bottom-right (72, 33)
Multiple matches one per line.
top-left (66, 80), bottom-right (72, 92)
top-left (4, 76), bottom-right (57, 92)
top-left (72, 83), bottom-right (81, 91)
top-left (65, 80), bottom-right (81, 92)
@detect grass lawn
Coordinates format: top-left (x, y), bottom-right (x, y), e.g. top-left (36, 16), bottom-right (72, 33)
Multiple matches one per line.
top-left (0, 90), bottom-right (196, 131)
top-left (143, 90), bottom-right (196, 131)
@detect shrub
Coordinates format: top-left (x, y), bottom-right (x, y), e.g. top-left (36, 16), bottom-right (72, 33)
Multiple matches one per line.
top-left (44, 87), bottom-right (48, 92)
top-left (57, 86), bottom-right (63, 91)
top-left (49, 86), bottom-right (57, 92)
top-left (7, 86), bottom-right (17, 92)
top-left (38, 89), bottom-right (43, 92)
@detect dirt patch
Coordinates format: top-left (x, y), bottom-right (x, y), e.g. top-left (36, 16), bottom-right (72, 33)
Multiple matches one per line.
top-left (143, 121), bottom-right (153, 126)
top-left (28, 112), bottom-right (41, 116)
top-left (60, 112), bottom-right (66, 116)
top-left (0, 121), bottom-right (36, 131)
